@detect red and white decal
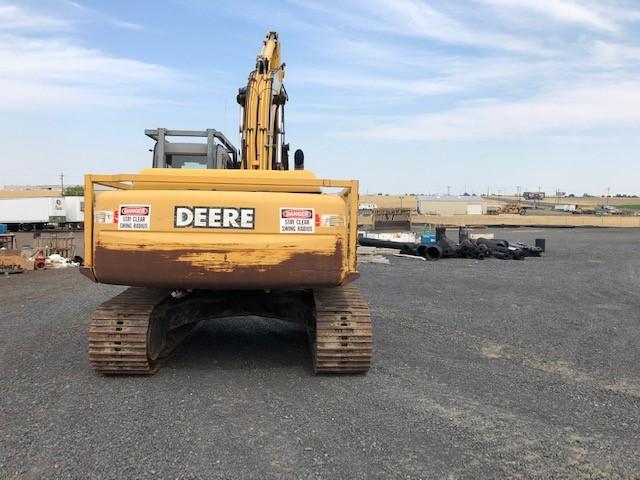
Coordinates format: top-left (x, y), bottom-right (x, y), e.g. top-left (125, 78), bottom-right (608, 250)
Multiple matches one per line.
top-left (281, 208), bottom-right (313, 219)
top-left (118, 204), bottom-right (151, 230)
top-left (120, 206), bottom-right (149, 216)
top-left (279, 208), bottom-right (315, 233)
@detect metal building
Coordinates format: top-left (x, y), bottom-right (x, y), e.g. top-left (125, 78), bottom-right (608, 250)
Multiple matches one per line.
top-left (416, 195), bottom-right (489, 215)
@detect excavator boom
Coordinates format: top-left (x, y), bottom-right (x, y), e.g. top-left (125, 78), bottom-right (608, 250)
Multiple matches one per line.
top-left (237, 31), bottom-right (288, 171)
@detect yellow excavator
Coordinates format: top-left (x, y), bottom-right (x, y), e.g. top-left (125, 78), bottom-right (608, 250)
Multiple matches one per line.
top-left (81, 32), bottom-right (372, 375)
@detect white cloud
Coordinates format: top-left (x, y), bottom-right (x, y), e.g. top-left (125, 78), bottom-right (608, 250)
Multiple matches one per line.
top-left (371, 0), bottom-right (549, 53)
top-left (284, 1), bottom-right (640, 143)
top-left (0, 35), bottom-right (173, 84)
top-left (63, 0), bottom-right (145, 31)
top-left (0, 3), bottom-right (188, 110)
top-left (290, 70), bottom-right (459, 95)
top-left (478, 0), bottom-right (619, 32)
top-left (603, 3), bottom-right (640, 23)
top-left (592, 40), bottom-right (640, 64)
top-left (0, 32), bottom-right (184, 110)
top-left (291, 46), bottom-right (566, 99)
top-left (349, 81), bottom-right (640, 140)
top-left (0, 4), bottom-right (69, 30)
top-left (288, 0), bottom-right (550, 55)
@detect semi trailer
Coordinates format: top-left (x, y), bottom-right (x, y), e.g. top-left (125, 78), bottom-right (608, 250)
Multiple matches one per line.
top-left (0, 195), bottom-right (84, 231)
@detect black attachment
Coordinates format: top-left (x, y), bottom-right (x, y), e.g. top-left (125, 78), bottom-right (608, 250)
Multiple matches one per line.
top-left (236, 87), bottom-right (247, 107)
top-left (294, 149), bottom-right (304, 170)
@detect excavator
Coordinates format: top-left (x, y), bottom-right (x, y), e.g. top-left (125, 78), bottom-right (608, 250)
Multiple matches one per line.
top-left (81, 32), bottom-right (372, 375)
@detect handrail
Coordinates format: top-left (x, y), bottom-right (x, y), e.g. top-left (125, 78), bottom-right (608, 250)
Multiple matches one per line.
top-left (88, 173), bottom-right (354, 189)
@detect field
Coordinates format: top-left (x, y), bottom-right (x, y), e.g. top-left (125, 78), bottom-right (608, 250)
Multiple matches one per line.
top-left (2, 228), bottom-right (639, 479)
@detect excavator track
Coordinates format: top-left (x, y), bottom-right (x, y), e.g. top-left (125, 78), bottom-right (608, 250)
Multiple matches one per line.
top-left (88, 287), bottom-right (199, 375)
top-left (310, 284), bottom-right (372, 374)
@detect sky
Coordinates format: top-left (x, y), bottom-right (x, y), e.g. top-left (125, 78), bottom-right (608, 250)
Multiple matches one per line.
top-left (1, 0), bottom-right (639, 196)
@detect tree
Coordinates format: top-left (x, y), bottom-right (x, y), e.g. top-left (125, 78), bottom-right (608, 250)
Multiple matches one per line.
top-left (64, 185), bottom-right (84, 196)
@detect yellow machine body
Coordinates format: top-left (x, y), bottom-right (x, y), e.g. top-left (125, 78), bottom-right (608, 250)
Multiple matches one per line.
top-left (82, 169), bottom-right (360, 290)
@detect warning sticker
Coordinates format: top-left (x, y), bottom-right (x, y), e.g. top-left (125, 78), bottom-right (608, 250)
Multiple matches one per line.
top-left (94, 210), bottom-right (116, 224)
top-left (118, 205), bottom-right (151, 230)
top-left (280, 208), bottom-right (315, 233)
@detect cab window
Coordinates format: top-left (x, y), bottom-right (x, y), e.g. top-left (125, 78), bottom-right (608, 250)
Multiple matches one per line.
top-left (166, 154), bottom-right (207, 169)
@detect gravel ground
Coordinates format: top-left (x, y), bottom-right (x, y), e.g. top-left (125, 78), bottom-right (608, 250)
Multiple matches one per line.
top-left (1, 228), bottom-right (639, 479)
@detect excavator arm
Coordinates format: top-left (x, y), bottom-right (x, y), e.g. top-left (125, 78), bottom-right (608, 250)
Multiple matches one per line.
top-left (237, 31), bottom-right (289, 170)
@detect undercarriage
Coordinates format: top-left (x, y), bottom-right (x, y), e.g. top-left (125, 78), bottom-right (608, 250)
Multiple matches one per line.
top-left (88, 284), bottom-right (372, 375)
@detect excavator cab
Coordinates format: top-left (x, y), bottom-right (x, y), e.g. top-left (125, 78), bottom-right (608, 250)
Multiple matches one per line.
top-left (146, 128), bottom-right (239, 170)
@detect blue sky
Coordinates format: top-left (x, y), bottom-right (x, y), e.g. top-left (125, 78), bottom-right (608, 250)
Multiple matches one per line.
top-left (1, 0), bottom-right (639, 195)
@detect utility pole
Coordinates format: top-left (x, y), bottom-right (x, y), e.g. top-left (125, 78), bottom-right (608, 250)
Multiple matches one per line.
top-left (446, 185), bottom-right (451, 196)
top-left (607, 187), bottom-right (610, 205)
top-left (60, 172), bottom-right (64, 195)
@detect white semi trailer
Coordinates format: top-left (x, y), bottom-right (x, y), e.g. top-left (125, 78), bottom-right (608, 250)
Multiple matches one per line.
top-left (63, 196), bottom-right (85, 226)
top-left (0, 196), bottom-right (84, 231)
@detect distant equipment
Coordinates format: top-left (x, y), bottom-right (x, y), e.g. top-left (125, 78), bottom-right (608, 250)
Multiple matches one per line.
top-left (495, 203), bottom-right (530, 215)
top-left (523, 192), bottom-right (545, 200)
top-left (554, 204), bottom-right (577, 212)
top-left (358, 203), bottom-right (378, 216)
top-left (372, 207), bottom-right (412, 230)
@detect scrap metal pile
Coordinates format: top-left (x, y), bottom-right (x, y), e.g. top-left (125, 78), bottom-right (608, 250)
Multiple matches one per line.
top-left (358, 227), bottom-right (544, 261)
top-left (0, 230), bottom-right (82, 274)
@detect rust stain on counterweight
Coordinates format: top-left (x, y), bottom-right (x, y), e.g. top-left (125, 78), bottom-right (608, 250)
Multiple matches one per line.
top-left (92, 240), bottom-right (349, 289)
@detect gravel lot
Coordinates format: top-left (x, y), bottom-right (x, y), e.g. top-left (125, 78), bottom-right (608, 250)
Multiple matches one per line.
top-left (2, 228), bottom-right (639, 479)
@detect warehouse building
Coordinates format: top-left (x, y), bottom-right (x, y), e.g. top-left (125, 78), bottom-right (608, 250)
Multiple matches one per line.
top-left (416, 195), bottom-right (495, 215)
top-left (359, 195), bottom-right (419, 211)
top-left (359, 194), bottom-right (503, 216)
